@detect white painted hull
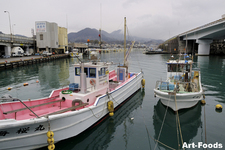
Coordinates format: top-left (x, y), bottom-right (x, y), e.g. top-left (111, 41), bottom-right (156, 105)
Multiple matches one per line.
top-left (0, 72), bottom-right (143, 150)
top-left (154, 89), bottom-right (203, 111)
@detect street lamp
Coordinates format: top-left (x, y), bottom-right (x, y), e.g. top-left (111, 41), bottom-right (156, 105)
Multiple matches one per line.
top-left (4, 10), bottom-right (12, 42)
top-left (12, 24), bottom-right (16, 35)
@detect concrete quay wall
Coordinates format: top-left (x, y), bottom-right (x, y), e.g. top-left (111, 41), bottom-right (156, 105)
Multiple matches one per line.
top-left (0, 54), bottom-right (69, 70)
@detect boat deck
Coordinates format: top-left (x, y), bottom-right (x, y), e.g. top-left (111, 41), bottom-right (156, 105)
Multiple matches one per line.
top-left (0, 87), bottom-right (89, 120)
top-left (0, 71), bottom-right (138, 121)
top-left (157, 70), bottom-right (201, 93)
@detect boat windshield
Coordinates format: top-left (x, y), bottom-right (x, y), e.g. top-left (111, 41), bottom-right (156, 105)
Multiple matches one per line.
top-left (75, 67), bottom-right (88, 76)
top-left (99, 68), bottom-right (106, 76)
top-left (89, 68), bottom-right (96, 78)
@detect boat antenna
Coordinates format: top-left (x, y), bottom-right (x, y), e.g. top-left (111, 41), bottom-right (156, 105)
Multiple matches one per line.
top-left (66, 14), bottom-right (68, 31)
top-left (99, 29), bottom-right (102, 49)
top-left (124, 17), bottom-right (126, 66)
top-left (99, 4), bottom-right (102, 49)
top-left (100, 3), bottom-right (102, 29)
top-left (185, 34), bottom-right (187, 54)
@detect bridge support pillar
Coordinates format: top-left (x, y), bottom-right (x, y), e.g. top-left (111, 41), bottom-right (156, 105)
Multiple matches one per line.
top-left (26, 46), bottom-right (30, 55)
top-left (4, 45), bottom-right (11, 57)
top-left (196, 39), bottom-right (213, 55)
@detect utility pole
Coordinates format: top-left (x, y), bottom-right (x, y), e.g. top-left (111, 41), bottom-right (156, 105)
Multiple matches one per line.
top-left (4, 11), bottom-right (12, 42)
top-left (124, 17), bottom-right (126, 66)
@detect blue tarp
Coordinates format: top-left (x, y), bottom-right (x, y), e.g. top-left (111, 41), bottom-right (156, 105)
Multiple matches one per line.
top-left (159, 82), bottom-right (174, 90)
top-left (69, 83), bottom-right (79, 91)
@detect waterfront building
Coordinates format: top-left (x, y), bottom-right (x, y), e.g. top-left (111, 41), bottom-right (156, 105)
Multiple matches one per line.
top-left (58, 27), bottom-right (68, 53)
top-left (35, 21), bottom-right (59, 53)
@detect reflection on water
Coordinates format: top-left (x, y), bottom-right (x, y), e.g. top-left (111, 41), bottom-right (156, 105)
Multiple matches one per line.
top-left (153, 100), bottom-right (202, 150)
top-left (197, 56), bottom-right (225, 102)
top-left (37, 89), bottom-right (145, 150)
top-left (0, 59), bottom-right (76, 99)
top-left (1, 51), bottom-right (225, 150)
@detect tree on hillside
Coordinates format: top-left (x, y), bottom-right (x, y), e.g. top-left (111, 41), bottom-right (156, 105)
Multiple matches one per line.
top-left (90, 39), bottom-right (99, 44)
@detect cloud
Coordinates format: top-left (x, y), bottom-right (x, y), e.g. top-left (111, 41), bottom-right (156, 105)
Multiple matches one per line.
top-left (1, 0), bottom-right (225, 40)
top-left (137, 14), bottom-right (152, 20)
top-left (122, 0), bottom-right (145, 8)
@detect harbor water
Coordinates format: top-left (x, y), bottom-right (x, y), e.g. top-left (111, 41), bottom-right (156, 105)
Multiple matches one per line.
top-left (0, 50), bottom-right (225, 150)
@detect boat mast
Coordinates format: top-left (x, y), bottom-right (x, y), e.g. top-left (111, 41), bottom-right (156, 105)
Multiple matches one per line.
top-left (124, 17), bottom-right (126, 66)
top-left (80, 62), bottom-right (87, 94)
top-left (185, 34), bottom-right (187, 54)
top-left (99, 28), bottom-right (102, 49)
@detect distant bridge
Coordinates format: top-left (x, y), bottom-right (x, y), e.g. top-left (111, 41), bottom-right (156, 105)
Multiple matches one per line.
top-left (0, 34), bottom-right (34, 46)
top-left (178, 15), bottom-right (225, 55)
top-left (0, 34), bottom-right (35, 56)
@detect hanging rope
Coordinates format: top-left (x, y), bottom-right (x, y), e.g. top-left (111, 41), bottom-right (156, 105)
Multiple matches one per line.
top-left (87, 89), bottom-right (122, 119)
top-left (140, 102), bottom-right (176, 150)
top-left (154, 92), bottom-right (175, 150)
top-left (107, 91), bottom-right (119, 105)
top-left (174, 89), bottom-right (184, 150)
top-left (204, 104), bottom-right (207, 150)
top-left (88, 92), bottom-right (109, 119)
top-left (142, 92), bottom-right (177, 150)
top-left (47, 117), bottom-right (51, 131)
top-left (154, 100), bottom-right (169, 150)
top-left (175, 110), bottom-right (180, 149)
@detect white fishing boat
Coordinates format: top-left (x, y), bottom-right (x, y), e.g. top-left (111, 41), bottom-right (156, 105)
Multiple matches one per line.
top-left (70, 49), bottom-right (82, 58)
top-left (0, 17), bottom-right (145, 150)
top-left (88, 49), bottom-right (99, 60)
top-left (154, 54), bottom-right (204, 111)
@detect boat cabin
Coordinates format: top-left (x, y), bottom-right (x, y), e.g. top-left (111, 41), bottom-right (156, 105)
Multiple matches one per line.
top-left (166, 60), bottom-right (193, 82)
top-left (73, 62), bottom-right (110, 92)
top-left (59, 61), bottom-right (131, 106)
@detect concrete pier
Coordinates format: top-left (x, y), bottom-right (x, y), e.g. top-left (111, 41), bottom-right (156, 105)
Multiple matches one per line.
top-left (196, 39), bottom-right (213, 56)
top-left (0, 54), bottom-right (69, 70)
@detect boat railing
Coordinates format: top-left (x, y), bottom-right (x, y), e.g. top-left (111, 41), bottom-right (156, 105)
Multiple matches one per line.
top-left (3, 99), bottom-right (65, 119)
top-left (155, 80), bottom-right (198, 92)
top-left (155, 81), bottom-right (175, 91)
top-left (68, 84), bottom-right (97, 92)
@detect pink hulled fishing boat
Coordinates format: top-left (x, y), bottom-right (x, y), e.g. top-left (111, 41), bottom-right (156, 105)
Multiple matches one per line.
top-left (0, 17), bottom-right (145, 150)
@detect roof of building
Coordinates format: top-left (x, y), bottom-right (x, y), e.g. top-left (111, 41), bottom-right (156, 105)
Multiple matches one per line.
top-left (71, 43), bottom-right (88, 48)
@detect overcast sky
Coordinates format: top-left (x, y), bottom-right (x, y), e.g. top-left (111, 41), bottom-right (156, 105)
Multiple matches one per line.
top-left (1, 0), bottom-right (225, 40)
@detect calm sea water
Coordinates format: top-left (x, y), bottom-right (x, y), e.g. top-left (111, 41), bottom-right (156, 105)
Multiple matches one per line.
top-left (0, 50), bottom-right (224, 150)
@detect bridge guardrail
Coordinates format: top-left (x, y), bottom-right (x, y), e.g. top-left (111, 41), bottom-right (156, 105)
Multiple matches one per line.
top-left (0, 34), bottom-right (34, 44)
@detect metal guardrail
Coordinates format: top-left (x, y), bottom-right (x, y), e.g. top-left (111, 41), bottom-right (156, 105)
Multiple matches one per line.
top-left (0, 34), bottom-right (34, 44)
top-left (179, 17), bottom-right (225, 37)
top-left (155, 80), bottom-right (197, 92)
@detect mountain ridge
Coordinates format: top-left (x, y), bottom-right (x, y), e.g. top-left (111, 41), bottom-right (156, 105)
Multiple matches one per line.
top-left (0, 28), bottom-right (164, 45)
top-left (68, 27), bottom-right (164, 45)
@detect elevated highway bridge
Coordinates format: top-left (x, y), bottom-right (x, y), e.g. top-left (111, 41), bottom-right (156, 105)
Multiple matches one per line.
top-left (178, 15), bottom-right (225, 55)
top-left (0, 34), bottom-right (35, 57)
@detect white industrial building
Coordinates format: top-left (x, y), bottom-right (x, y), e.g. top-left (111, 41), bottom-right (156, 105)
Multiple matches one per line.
top-left (35, 21), bottom-right (59, 53)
